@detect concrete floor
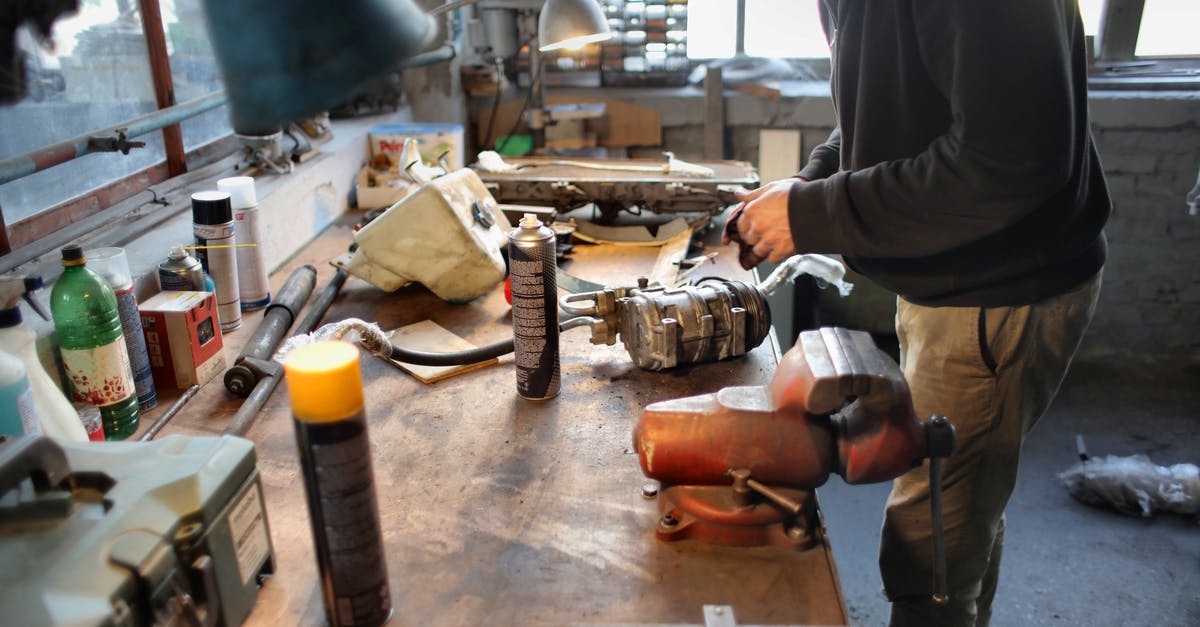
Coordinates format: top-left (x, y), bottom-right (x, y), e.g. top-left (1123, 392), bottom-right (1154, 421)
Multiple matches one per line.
top-left (816, 358), bottom-right (1200, 626)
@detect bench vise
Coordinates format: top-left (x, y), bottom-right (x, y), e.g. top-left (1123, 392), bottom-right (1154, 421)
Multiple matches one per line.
top-left (634, 327), bottom-right (956, 601)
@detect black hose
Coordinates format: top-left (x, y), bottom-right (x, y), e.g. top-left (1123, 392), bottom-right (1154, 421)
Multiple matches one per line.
top-left (389, 337), bottom-right (516, 366)
top-left (385, 318), bottom-right (587, 366)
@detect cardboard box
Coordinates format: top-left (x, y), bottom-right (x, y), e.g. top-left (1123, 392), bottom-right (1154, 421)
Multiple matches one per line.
top-left (139, 291), bottom-right (226, 389)
top-left (355, 165), bottom-right (414, 209)
top-left (369, 123), bottom-right (464, 170)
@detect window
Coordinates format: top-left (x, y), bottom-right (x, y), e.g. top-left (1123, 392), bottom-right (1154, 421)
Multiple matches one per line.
top-left (1135, 0), bottom-right (1200, 57)
top-left (0, 0), bottom-right (232, 255)
top-left (687, 0), bottom-right (828, 60)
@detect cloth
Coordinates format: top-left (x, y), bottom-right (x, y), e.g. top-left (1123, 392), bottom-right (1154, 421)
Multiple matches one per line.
top-left (880, 271), bottom-right (1102, 627)
top-left (788, 0), bottom-right (1110, 307)
top-left (722, 202), bottom-right (766, 270)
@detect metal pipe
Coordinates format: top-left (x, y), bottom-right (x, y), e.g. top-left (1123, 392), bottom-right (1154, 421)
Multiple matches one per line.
top-left (136, 0), bottom-right (186, 177)
top-left (429, 0), bottom-right (480, 17)
top-left (138, 384), bottom-right (200, 441)
top-left (223, 268), bottom-right (350, 437)
top-left (0, 90), bottom-right (228, 187)
top-left (224, 265), bottom-right (317, 397)
top-left (405, 44), bottom-right (457, 68)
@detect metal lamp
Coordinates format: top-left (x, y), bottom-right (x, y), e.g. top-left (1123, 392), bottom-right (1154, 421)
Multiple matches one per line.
top-left (537, 0), bottom-right (613, 52)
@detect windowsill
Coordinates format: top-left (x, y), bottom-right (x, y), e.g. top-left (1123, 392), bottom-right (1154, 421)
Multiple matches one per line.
top-left (535, 80), bottom-right (1200, 129)
top-left (14, 108), bottom-right (411, 326)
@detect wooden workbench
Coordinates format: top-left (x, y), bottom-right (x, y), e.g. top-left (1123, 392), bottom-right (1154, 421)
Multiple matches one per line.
top-left (143, 210), bottom-right (849, 626)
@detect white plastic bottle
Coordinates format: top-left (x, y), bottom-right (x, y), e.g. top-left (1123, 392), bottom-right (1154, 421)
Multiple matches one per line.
top-left (0, 276), bottom-right (88, 441)
top-left (0, 349), bottom-right (37, 437)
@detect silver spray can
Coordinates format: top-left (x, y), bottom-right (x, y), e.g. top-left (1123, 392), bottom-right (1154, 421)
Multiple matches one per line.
top-left (88, 247), bottom-right (157, 412)
top-left (217, 176), bottom-right (271, 310)
top-left (191, 190), bottom-right (242, 332)
top-left (157, 245), bottom-right (206, 291)
top-left (508, 213), bottom-right (559, 400)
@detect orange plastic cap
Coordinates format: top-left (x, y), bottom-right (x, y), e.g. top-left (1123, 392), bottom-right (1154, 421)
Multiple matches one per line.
top-left (283, 340), bottom-right (364, 423)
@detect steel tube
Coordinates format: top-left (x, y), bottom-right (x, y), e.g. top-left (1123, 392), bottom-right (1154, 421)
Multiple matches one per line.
top-left (224, 265), bottom-right (317, 397)
top-left (0, 90), bottom-right (227, 186)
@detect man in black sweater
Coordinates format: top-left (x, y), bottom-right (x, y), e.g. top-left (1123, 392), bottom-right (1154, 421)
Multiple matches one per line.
top-left (727, 1), bottom-right (1108, 625)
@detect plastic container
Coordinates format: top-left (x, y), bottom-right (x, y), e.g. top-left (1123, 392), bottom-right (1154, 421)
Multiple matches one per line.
top-left (0, 349), bottom-right (37, 437)
top-left (49, 244), bottom-right (140, 440)
top-left (89, 247), bottom-right (157, 412)
top-left (0, 276), bottom-right (88, 441)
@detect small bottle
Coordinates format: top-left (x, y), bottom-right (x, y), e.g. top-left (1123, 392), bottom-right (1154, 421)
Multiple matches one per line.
top-left (49, 244), bottom-right (140, 440)
top-left (89, 247), bottom-right (157, 412)
top-left (0, 275), bottom-right (88, 441)
top-left (283, 341), bottom-right (391, 627)
top-left (0, 349), bottom-right (37, 438)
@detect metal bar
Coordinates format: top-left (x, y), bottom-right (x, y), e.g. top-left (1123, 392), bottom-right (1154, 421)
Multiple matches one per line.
top-left (929, 456), bottom-right (948, 605)
top-left (137, 0), bottom-right (186, 177)
top-left (735, 0), bottom-right (747, 56)
top-left (0, 90), bottom-right (227, 187)
top-left (139, 384), bottom-right (200, 441)
top-left (406, 44), bottom-right (457, 68)
top-left (1097, 0), bottom-right (1146, 62)
top-left (429, 0), bottom-right (479, 17)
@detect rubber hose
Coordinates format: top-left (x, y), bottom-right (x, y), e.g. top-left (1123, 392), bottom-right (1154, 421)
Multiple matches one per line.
top-left (386, 318), bottom-right (589, 366)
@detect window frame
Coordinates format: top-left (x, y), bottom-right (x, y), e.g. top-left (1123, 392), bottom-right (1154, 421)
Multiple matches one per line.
top-left (0, 0), bottom-right (237, 257)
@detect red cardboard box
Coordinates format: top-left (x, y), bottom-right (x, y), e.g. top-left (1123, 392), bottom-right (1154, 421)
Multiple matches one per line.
top-left (139, 291), bottom-right (226, 389)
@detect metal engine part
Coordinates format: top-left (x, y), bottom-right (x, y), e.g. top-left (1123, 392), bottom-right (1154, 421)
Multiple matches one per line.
top-left (561, 277), bottom-right (771, 371)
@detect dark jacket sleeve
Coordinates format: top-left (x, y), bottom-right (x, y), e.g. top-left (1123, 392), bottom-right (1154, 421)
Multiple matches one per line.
top-left (788, 0), bottom-right (1082, 258)
top-left (796, 128), bottom-right (841, 181)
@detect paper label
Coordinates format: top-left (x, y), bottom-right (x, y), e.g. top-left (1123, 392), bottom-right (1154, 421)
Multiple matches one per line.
top-left (60, 338), bottom-right (135, 407)
top-left (229, 482), bottom-right (271, 584)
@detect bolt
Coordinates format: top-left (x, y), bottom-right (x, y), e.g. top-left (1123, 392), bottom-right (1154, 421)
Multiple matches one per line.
top-left (660, 513), bottom-right (678, 527)
top-left (641, 483), bottom-right (659, 499)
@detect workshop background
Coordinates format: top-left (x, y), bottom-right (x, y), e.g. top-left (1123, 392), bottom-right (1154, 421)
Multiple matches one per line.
top-left (0, 0), bottom-right (1197, 625)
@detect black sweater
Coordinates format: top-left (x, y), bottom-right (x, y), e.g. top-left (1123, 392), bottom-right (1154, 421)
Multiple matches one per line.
top-left (790, 0), bottom-right (1109, 307)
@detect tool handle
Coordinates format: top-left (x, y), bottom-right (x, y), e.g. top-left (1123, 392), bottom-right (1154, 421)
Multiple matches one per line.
top-left (0, 436), bottom-right (70, 497)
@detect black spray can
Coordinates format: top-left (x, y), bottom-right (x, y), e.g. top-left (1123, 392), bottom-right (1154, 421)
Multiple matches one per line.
top-left (283, 341), bottom-right (392, 627)
top-left (508, 213), bottom-right (560, 400)
top-left (191, 190), bottom-right (242, 332)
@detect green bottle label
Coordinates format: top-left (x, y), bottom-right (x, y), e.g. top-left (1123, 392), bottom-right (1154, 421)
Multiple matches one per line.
top-left (61, 337), bottom-right (136, 408)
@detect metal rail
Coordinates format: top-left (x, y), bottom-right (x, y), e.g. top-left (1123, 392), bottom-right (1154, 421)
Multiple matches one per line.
top-left (0, 90), bottom-right (228, 187)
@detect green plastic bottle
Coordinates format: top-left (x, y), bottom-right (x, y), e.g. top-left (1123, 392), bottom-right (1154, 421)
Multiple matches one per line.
top-left (49, 244), bottom-right (139, 439)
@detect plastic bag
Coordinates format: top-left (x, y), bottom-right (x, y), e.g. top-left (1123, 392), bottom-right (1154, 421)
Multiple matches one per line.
top-left (1058, 454), bottom-right (1200, 518)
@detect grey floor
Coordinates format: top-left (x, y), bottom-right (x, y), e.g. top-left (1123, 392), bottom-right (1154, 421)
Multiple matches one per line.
top-left (816, 359), bottom-right (1200, 627)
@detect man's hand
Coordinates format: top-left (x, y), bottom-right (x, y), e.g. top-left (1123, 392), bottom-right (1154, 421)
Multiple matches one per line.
top-left (725, 178), bottom-right (804, 264)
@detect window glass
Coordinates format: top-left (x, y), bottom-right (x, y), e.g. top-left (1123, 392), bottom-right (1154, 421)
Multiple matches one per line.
top-left (1076, 0), bottom-right (1104, 37)
top-left (0, 0), bottom-right (231, 228)
top-left (1135, 0), bottom-right (1200, 57)
top-left (164, 0), bottom-right (231, 151)
top-left (685, 0), bottom-right (736, 59)
top-left (744, 0), bottom-right (828, 59)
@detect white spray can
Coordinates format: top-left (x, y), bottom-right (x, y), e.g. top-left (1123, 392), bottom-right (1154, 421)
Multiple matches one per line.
top-left (218, 176), bottom-right (271, 310)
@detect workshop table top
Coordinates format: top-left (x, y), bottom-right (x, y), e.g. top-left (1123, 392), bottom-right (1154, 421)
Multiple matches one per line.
top-left (140, 209), bottom-right (850, 626)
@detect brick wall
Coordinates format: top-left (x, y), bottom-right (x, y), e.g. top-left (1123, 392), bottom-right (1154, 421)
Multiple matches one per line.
top-left (627, 90), bottom-right (1200, 363)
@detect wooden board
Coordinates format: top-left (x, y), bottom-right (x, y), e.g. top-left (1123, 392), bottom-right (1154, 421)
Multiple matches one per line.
top-left (382, 319), bottom-right (499, 383)
top-left (477, 96), bottom-right (662, 150)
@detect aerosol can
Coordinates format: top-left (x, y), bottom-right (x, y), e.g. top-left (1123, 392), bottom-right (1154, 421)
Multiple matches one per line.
top-left (507, 214), bottom-right (559, 400)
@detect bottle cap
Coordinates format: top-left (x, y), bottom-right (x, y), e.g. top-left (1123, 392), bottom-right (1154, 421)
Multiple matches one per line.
top-left (283, 341), bottom-right (364, 423)
top-left (216, 176), bottom-right (257, 209)
top-left (191, 191), bottom-right (233, 225)
top-left (60, 244), bottom-right (85, 265)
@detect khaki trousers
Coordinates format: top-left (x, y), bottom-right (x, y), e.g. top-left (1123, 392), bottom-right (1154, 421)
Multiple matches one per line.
top-left (881, 272), bottom-right (1102, 627)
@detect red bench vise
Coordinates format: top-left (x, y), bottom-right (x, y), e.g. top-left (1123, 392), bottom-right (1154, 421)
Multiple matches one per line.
top-left (634, 327), bottom-right (957, 602)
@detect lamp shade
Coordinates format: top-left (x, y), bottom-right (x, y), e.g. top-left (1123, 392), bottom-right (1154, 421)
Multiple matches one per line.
top-left (538, 0), bottom-right (613, 51)
top-left (202, 0), bottom-right (436, 135)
